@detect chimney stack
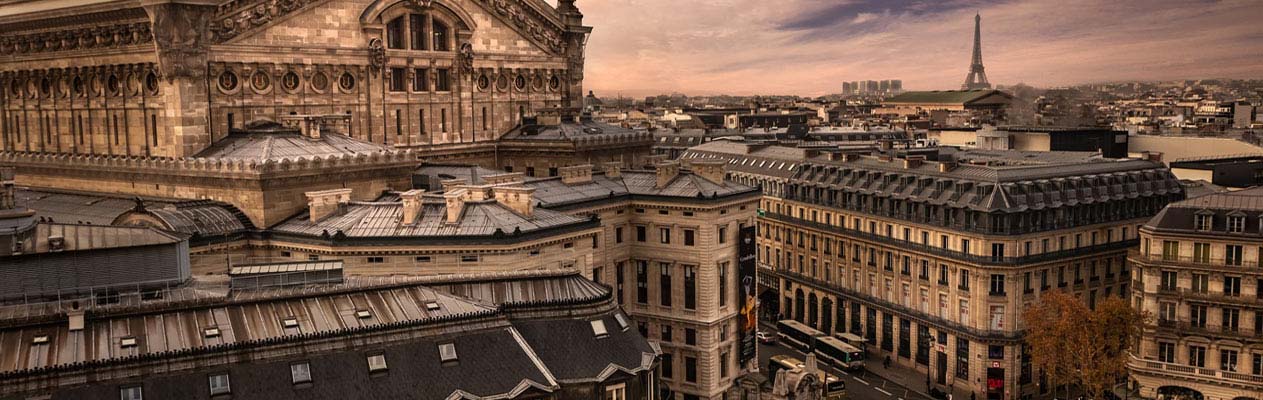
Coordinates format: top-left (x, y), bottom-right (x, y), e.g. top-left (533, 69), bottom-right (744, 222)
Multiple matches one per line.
top-left (559, 164), bottom-right (594, 185)
top-left (493, 186), bottom-right (536, 218)
top-left (305, 188), bottom-right (353, 223)
top-left (440, 179), bottom-right (467, 193)
top-left (399, 189), bottom-right (425, 225)
top-left (904, 155), bottom-right (926, 169)
top-left (655, 161), bottom-right (680, 189)
top-left (938, 161), bottom-right (957, 173)
top-left (444, 188), bottom-right (469, 224)
top-left (483, 172), bottom-right (526, 186)
top-left (688, 159), bottom-right (727, 185)
top-left (603, 162), bottom-right (622, 179)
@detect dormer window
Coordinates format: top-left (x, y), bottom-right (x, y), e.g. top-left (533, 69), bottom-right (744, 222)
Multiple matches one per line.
top-left (439, 343), bottom-right (458, 363)
top-left (1227, 213), bottom-right (1246, 233)
top-left (591, 319), bottom-right (609, 338)
top-left (1194, 212), bottom-right (1213, 231)
top-left (614, 313), bottom-right (630, 331)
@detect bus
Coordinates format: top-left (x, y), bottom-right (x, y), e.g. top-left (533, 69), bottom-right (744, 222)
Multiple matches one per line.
top-left (835, 332), bottom-right (868, 353)
top-left (767, 355), bottom-right (804, 379)
top-left (777, 320), bottom-right (824, 352)
top-left (814, 336), bottom-right (867, 371)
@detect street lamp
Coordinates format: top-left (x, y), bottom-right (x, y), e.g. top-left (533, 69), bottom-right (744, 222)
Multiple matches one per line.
top-left (923, 331), bottom-right (936, 390)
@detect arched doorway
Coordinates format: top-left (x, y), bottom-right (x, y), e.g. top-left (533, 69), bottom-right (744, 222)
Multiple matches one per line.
top-left (1156, 386), bottom-right (1204, 400)
top-left (794, 289), bottom-right (805, 323)
top-left (820, 297), bottom-right (834, 335)
top-left (807, 293), bottom-right (819, 329)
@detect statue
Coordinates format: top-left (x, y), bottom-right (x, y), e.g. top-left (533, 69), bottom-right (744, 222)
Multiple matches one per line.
top-left (367, 38), bottom-right (385, 74)
top-left (459, 42), bottom-right (475, 73)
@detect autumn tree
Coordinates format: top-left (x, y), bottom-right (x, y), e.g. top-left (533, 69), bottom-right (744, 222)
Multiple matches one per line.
top-left (1023, 291), bottom-right (1150, 399)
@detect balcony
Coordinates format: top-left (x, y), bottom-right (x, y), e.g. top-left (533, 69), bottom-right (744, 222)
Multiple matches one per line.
top-left (1153, 319), bottom-right (1259, 340)
top-left (762, 212), bottom-right (1137, 267)
top-left (1129, 355), bottom-right (1263, 387)
top-left (1128, 250), bottom-right (1263, 272)
top-left (1150, 287), bottom-right (1263, 307)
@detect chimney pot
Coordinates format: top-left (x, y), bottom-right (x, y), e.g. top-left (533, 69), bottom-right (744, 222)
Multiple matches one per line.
top-left (655, 161), bottom-right (680, 189)
top-left (444, 188), bottom-right (469, 224)
top-left (400, 189), bottom-right (425, 225)
top-left (305, 188), bottom-right (353, 223)
top-left (493, 186), bottom-right (536, 218)
top-left (559, 164), bottom-right (594, 185)
top-left (603, 162), bottom-right (622, 178)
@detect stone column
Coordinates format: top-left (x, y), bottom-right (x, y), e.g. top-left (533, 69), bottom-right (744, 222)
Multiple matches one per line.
top-left (557, 0), bottom-right (591, 110)
top-left (142, 0), bottom-right (217, 157)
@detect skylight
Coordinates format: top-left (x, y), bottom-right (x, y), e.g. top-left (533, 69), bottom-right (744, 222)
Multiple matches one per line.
top-left (591, 319), bottom-right (609, 338)
top-left (439, 343), bottom-right (458, 362)
top-left (614, 313), bottom-right (629, 331)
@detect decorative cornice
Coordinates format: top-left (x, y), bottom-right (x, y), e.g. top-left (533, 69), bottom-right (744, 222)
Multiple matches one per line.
top-left (0, 22), bottom-right (153, 56)
top-left (209, 0), bottom-right (320, 43)
top-left (474, 0), bottom-right (564, 54)
top-left (0, 149), bottom-right (419, 178)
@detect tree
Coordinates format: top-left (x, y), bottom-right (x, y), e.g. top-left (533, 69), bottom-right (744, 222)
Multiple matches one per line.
top-left (1023, 291), bottom-right (1150, 399)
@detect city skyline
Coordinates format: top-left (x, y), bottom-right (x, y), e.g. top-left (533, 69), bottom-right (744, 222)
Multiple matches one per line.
top-left (565, 0), bottom-right (1263, 97)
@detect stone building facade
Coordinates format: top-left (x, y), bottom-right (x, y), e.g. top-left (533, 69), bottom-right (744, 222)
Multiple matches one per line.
top-left (683, 141), bottom-right (1185, 400)
top-left (1129, 188), bottom-right (1263, 400)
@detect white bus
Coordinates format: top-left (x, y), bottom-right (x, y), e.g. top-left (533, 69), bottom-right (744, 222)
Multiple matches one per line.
top-left (776, 320), bottom-right (824, 352)
top-left (835, 332), bottom-right (868, 353)
top-left (815, 336), bottom-right (867, 371)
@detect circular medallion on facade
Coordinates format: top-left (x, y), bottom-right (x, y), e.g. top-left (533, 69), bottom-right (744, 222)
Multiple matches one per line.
top-left (106, 74), bottom-right (121, 96)
top-left (72, 76), bottom-right (85, 97)
top-left (250, 70), bottom-right (271, 92)
top-left (218, 71), bottom-right (239, 92)
top-left (311, 72), bottom-right (329, 92)
top-left (8, 78), bottom-right (20, 98)
top-left (496, 74), bottom-right (509, 92)
top-left (477, 74), bottom-right (490, 92)
top-left (282, 71), bottom-right (300, 92)
top-left (514, 75), bottom-right (526, 91)
top-left (145, 72), bottom-right (159, 95)
top-left (531, 75), bottom-right (544, 91)
top-left (339, 72), bottom-right (356, 92)
top-left (39, 78), bottom-right (51, 98)
top-left (548, 75), bottom-right (561, 91)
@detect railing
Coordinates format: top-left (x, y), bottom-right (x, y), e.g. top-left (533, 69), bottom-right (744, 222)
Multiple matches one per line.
top-left (1128, 251), bottom-right (1263, 270)
top-left (1154, 319), bottom-right (1260, 339)
top-left (768, 264), bottom-right (1024, 341)
top-left (762, 212), bottom-right (1137, 266)
top-left (1130, 355), bottom-right (1263, 385)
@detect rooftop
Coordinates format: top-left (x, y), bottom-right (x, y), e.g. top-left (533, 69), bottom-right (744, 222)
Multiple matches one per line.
top-left (195, 120), bottom-right (394, 161)
top-left (883, 89), bottom-right (1012, 105)
top-left (272, 195), bottom-right (590, 240)
top-left (525, 169), bottom-right (758, 209)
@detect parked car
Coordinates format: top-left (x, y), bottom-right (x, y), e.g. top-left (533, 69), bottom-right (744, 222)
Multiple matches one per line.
top-left (756, 331), bottom-right (777, 344)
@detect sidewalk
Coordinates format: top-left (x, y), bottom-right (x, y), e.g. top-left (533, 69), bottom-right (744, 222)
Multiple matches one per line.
top-left (861, 355), bottom-right (973, 400)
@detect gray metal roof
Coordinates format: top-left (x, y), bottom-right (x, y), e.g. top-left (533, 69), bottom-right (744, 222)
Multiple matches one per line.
top-left (195, 132), bottom-right (393, 161)
top-left (272, 197), bottom-right (587, 238)
top-left (528, 170), bottom-right (758, 208)
top-left (501, 120), bottom-right (646, 141)
top-left (15, 189), bottom-right (251, 235)
top-left (229, 260), bottom-right (343, 276)
top-left (16, 223), bottom-right (184, 254)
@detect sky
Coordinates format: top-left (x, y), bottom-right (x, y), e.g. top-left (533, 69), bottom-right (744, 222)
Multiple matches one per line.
top-left (547, 0), bottom-right (1263, 97)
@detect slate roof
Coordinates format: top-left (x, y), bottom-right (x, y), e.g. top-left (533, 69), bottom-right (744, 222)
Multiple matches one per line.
top-left (1147, 186), bottom-right (1263, 234)
top-left (195, 131), bottom-right (392, 161)
top-left (501, 119), bottom-right (647, 141)
top-left (271, 197), bottom-right (589, 239)
top-left (883, 89), bottom-right (1012, 105)
top-left (0, 271), bottom-right (654, 400)
top-left (526, 170), bottom-right (759, 209)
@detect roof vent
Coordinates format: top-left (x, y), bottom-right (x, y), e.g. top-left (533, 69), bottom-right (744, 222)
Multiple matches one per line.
top-left (120, 337), bottom-right (138, 348)
top-left (32, 335), bottom-right (50, 345)
top-left (204, 327), bottom-right (221, 338)
top-left (282, 317), bottom-right (300, 329)
top-left (355, 310), bottom-right (372, 319)
top-left (425, 301), bottom-right (441, 311)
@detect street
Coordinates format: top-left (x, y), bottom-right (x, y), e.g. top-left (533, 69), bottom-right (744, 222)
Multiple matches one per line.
top-left (757, 340), bottom-right (934, 400)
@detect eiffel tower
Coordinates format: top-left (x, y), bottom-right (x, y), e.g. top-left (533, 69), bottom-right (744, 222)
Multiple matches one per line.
top-left (961, 13), bottom-right (992, 90)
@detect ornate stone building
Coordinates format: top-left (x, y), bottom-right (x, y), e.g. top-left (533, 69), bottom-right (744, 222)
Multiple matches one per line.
top-left (1129, 188), bottom-right (1263, 400)
top-left (683, 140), bottom-right (1185, 400)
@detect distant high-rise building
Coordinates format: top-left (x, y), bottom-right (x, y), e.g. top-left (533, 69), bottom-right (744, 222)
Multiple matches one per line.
top-left (879, 80), bottom-right (890, 93)
top-left (843, 82), bottom-right (853, 95)
top-left (890, 80), bottom-right (903, 92)
top-left (962, 13), bottom-right (992, 90)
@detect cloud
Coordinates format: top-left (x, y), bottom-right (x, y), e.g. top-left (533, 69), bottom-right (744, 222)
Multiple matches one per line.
top-left (563, 0), bottom-right (1263, 97)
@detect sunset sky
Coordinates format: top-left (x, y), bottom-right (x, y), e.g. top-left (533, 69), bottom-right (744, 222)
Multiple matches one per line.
top-left (550, 0), bottom-right (1263, 97)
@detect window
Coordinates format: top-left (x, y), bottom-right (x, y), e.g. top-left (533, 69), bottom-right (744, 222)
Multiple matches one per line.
top-left (389, 67), bottom-right (405, 92)
top-left (959, 269), bottom-right (971, 291)
top-left (415, 256), bottom-right (431, 262)
top-left (686, 328), bottom-right (697, 345)
top-left (1160, 271), bottom-right (1177, 291)
top-left (684, 229), bottom-right (695, 246)
top-left (1162, 240), bottom-right (1179, 260)
top-left (685, 356), bottom-right (698, 382)
top-left (412, 68), bottom-right (428, 91)
top-left (1229, 216), bottom-right (1245, 233)
top-left (721, 350), bottom-right (731, 378)
top-left (718, 226), bottom-right (727, 244)
top-left (120, 386), bottom-right (143, 400)
top-left (636, 261), bottom-right (648, 303)
top-left (1225, 276), bottom-right (1242, 296)
top-left (439, 342), bottom-right (458, 362)
top-left (1221, 349), bottom-right (1239, 372)
top-left (1196, 213), bottom-right (1213, 230)
top-left (461, 255), bottom-right (479, 263)
top-left (432, 20), bottom-right (450, 51)
top-left (409, 14), bottom-right (427, 50)
top-left (367, 353), bottom-right (388, 372)
top-left (684, 265), bottom-right (697, 310)
top-left (604, 383), bottom-right (626, 400)
top-left (1190, 304), bottom-right (1208, 328)
top-left (660, 263), bottom-right (672, 307)
top-left (435, 69), bottom-right (450, 91)
top-left (718, 262), bottom-right (729, 307)
top-left (956, 338), bottom-right (970, 379)
top-left (208, 373), bottom-right (231, 395)
top-left (660, 227), bottom-right (671, 244)
top-left (1189, 346), bottom-right (1206, 367)
top-left (636, 226), bottom-right (647, 242)
top-left (989, 274), bottom-right (1006, 296)
top-left (367, 257), bottom-right (385, 263)
top-left (1158, 342), bottom-right (1176, 363)
top-left (1227, 245), bottom-right (1244, 266)
top-left (615, 227), bottom-right (624, 243)
top-left (386, 17), bottom-right (405, 49)
top-left (291, 362), bottom-right (312, 384)
top-left (661, 353), bottom-right (674, 379)
top-left (1253, 353), bottom-right (1262, 376)
top-left (661, 325), bottom-right (673, 342)
top-left (1192, 273), bottom-right (1209, 293)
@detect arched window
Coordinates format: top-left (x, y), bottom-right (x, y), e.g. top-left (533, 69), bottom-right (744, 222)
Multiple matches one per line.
top-left (386, 16), bottom-right (405, 49)
top-left (432, 20), bottom-right (450, 51)
top-left (409, 14), bottom-right (427, 50)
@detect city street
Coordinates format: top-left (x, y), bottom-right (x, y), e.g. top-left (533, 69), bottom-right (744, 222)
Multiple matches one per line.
top-left (756, 339), bottom-right (933, 400)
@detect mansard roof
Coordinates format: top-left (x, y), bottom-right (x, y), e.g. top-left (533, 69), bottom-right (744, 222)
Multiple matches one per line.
top-left (0, 271), bottom-right (650, 399)
top-left (271, 195), bottom-right (591, 240)
top-left (525, 170), bottom-right (759, 209)
top-left (1146, 186), bottom-right (1263, 234)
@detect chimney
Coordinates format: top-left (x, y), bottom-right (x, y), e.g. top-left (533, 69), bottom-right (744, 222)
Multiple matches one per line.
top-left (483, 172), bottom-right (526, 185)
top-left (655, 161), bottom-right (680, 189)
top-left (559, 164), bottom-right (594, 185)
top-left (603, 162), bottom-right (622, 179)
top-left (688, 159), bottom-right (727, 185)
top-left (399, 189), bottom-right (425, 225)
top-left (938, 161), bottom-right (957, 173)
top-left (305, 188), bottom-right (353, 223)
top-left (462, 185), bottom-right (493, 202)
top-left (904, 155), bottom-right (926, 169)
top-left (493, 186), bottom-right (536, 218)
top-left (444, 188), bottom-right (469, 224)
top-left (440, 179), bottom-right (467, 193)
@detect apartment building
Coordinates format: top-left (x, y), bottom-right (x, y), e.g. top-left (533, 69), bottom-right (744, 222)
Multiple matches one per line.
top-left (683, 140), bottom-right (1184, 400)
top-left (1130, 188), bottom-right (1263, 400)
